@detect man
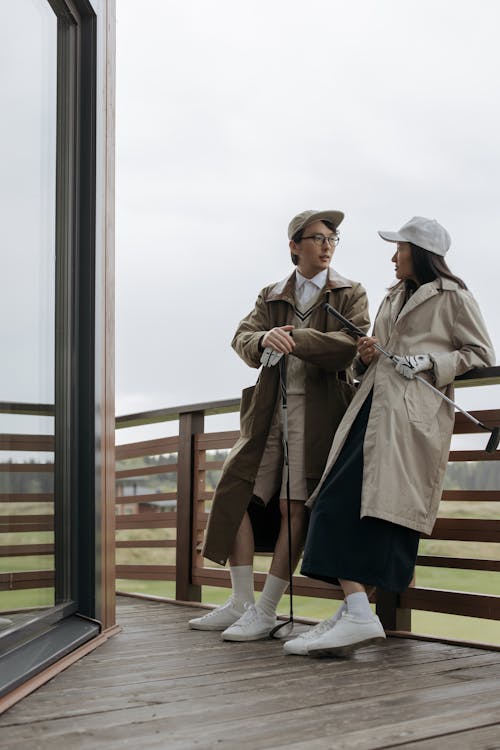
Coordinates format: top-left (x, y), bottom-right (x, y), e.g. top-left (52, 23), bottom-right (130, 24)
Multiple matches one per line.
top-left (189, 209), bottom-right (369, 640)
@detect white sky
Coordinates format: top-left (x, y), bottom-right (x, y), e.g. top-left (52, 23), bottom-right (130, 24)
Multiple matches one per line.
top-left (115, 0), bottom-right (500, 438)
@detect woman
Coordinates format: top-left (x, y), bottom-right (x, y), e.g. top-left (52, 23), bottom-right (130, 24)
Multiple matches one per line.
top-left (284, 216), bottom-right (495, 657)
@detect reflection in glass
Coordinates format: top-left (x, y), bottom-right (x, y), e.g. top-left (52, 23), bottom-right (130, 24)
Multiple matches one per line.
top-left (0, 1), bottom-right (57, 635)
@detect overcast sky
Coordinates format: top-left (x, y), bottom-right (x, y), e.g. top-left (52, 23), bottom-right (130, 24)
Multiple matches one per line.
top-left (115, 0), bottom-right (499, 439)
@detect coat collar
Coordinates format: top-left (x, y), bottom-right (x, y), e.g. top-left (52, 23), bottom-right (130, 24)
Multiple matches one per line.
top-left (265, 267), bottom-right (353, 303)
top-left (386, 277), bottom-right (461, 324)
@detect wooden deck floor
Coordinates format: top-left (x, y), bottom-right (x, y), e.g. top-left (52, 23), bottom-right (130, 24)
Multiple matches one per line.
top-left (1, 596), bottom-right (500, 749)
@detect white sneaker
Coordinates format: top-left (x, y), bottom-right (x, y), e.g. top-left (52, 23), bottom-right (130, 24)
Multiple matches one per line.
top-left (221, 604), bottom-right (276, 642)
top-left (283, 615), bottom-right (339, 655)
top-left (188, 597), bottom-right (246, 631)
top-left (307, 612), bottom-right (386, 657)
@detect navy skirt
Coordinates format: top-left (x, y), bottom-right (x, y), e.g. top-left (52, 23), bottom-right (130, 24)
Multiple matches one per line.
top-left (301, 390), bottom-right (420, 593)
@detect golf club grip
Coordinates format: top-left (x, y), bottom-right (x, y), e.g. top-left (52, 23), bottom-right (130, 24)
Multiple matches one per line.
top-left (324, 303), bottom-right (366, 338)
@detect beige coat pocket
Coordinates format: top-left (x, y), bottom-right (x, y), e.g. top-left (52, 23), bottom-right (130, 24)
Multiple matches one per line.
top-left (403, 379), bottom-right (443, 423)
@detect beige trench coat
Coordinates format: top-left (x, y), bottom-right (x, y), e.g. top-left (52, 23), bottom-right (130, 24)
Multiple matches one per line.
top-left (307, 277), bottom-right (495, 535)
top-left (203, 267), bottom-right (369, 565)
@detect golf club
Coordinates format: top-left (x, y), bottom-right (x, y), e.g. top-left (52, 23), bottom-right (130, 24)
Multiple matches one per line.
top-left (269, 357), bottom-right (294, 639)
top-left (324, 302), bottom-right (500, 453)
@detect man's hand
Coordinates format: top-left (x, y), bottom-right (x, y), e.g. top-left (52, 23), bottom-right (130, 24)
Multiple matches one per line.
top-left (393, 354), bottom-right (433, 379)
top-left (357, 336), bottom-right (379, 366)
top-left (262, 325), bottom-right (295, 353)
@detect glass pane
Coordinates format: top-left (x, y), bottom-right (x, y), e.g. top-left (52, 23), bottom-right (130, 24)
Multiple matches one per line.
top-left (0, 0), bottom-right (57, 636)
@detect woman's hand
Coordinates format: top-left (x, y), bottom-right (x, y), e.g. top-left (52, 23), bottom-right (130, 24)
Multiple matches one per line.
top-left (357, 336), bottom-right (379, 366)
top-left (262, 325), bottom-right (295, 354)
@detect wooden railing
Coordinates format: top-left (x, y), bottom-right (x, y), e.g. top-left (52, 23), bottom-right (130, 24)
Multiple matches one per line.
top-left (2, 367), bottom-right (500, 645)
top-left (113, 367), bottom-right (500, 645)
top-left (0, 413), bottom-right (55, 603)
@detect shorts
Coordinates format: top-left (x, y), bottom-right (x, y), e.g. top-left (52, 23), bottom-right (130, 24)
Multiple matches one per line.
top-left (252, 394), bottom-right (307, 504)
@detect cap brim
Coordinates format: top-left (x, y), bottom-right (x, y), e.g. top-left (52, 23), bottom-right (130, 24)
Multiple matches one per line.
top-left (305, 210), bottom-right (344, 230)
top-left (378, 230), bottom-right (403, 243)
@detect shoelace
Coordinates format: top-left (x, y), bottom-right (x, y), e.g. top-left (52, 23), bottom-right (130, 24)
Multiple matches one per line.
top-left (232, 604), bottom-right (259, 627)
top-left (200, 598), bottom-right (236, 618)
top-left (297, 616), bottom-right (338, 640)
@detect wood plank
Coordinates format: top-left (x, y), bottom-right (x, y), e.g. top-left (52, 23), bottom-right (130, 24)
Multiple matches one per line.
top-left (2, 598), bottom-right (500, 749)
top-left (195, 431), bottom-right (239, 450)
top-left (115, 491), bottom-right (177, 504)
top-left (115, 512), bottom-right (176, 530)
top-left (0, 494), bottom-right (53, 503)
top-left (448, 450), bottom-right (500, 462)
top-left (115, 540), bottom-right (175, 549)
top-left (431, 518), bottom-right (500, 542)
top-left (0, 435), bottom-right (54, 452)
top-left (416, 554), bottom-right (500, 572)
top-left (115, 436), bottom-right (179, 461)
top-left (0, 463), bottom-right (53, 473)
top-left (441, 489), bottom-right (500, 501)
top-left (116, 464), bottom-right (178, 478)
top-left (115, 564), bottom-right (175, 580)
top-left (0, 544), bottom-right (54, 557)
top-left (0, 570), bottom-right (54, 590)
top-left (400, 587), bottom-right (500, 619)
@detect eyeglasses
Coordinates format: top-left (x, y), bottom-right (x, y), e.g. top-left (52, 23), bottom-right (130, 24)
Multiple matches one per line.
top-left (301, 234), bottom-right (339, 247)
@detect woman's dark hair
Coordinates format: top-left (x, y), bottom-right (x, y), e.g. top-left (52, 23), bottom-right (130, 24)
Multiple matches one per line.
top-left (403, 243), bottom-right (468, 291)
top-left (290, 219), bottom-right (338, 266)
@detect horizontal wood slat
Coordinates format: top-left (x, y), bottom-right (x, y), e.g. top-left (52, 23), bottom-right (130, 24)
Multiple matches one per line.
top-left (441, 490), bottom-right (500, 502)
top-left (0, 544), bottom-right (54, 557)
top-left (0, 515), bottom-right (54, 533)
top-left (195, 459), bottom-right (225, 471)
top-left (416, 555), bottom-right (500, 572)
top-left (0, 570), bottom-right (54, 591)
top-left (115, 512), bottom-right (177, 530)
top-left (116, 464), bottom-right (178, 479)
top-left (400, 587), bottom-right (500, 619)
top-left (0, 494), bottom-right (53, 503)
top-left (195, 431), bottom-right (239, 451)
top-left (448, 450), bottom-right (500, 462)
top-left (115, 492), bottom-right (177, 505)
top-left (115, 436), bottom-right (179, 461)
top-left (453, 409), bottom-right (500, 432)
top-left (115, 564), bottom-right (175, 581)
top-left (0, 435), bottom-right (54, 452)
top-left (116, 540), bottom-right (176, 549)
top-left (0, 463), bottom-right (53, 473)
top-left (431, 518), bottom-right (500, 542)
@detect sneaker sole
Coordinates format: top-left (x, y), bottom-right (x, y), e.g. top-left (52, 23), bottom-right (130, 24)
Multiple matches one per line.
top-left (283, 646), bottom-right (309, 656)
top-left (189, 621), bottom-right (239, 631)
top-left (307, 635), bottom-right (386, 658)
top-left (221, 630), bottom-right (275, 642)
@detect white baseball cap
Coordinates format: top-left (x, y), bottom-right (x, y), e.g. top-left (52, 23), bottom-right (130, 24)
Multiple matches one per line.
top-left (378, 216), bottom-right (451, 256)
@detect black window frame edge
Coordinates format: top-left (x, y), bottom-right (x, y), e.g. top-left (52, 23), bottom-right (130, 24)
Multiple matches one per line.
top-left (0, 0), bottom-right (101, 698)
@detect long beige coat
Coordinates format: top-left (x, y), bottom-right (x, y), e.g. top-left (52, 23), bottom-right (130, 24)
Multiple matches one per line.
top-left (307, 277), bottom-right (495, 535)
top-left (203, 267), bottom-right (369, 565)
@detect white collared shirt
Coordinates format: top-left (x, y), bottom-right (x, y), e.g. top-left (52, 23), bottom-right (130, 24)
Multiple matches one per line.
top-left (295, 268), bottom-right (328, 307)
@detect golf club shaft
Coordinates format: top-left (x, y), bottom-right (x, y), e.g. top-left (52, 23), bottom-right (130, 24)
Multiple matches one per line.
top-left (323, 302), bottom-right (490, 433)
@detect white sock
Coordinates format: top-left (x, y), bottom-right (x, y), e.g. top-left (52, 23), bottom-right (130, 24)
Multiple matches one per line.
top-left (257, 574), bottom-right (289, 617)
top-left (229, 565), bottom-right (255, 606)
top-left (329, 600), bottom-right (347, 623)
top-left (346, 591), bottom-right (373, 620)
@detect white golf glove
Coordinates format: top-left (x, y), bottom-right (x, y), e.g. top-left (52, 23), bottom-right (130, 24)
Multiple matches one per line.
top-left (393, 354), bottom-right (433, 379)
top-left (260, 348), bottom-right (284, 367)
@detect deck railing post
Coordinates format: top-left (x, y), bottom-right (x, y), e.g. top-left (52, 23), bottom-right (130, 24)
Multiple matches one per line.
top-left (176, 409), bottom-right (204, 602)
top-left (376, 588), bottom-right (411, 632)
